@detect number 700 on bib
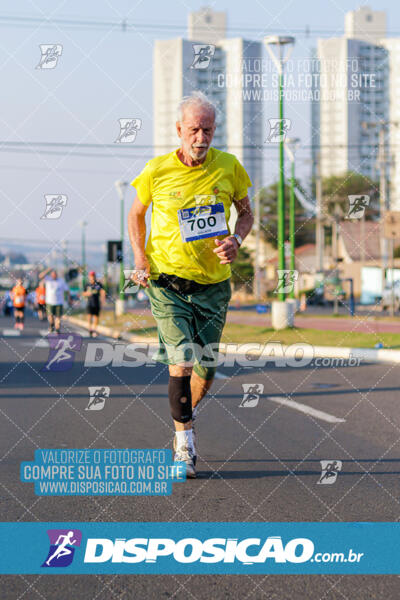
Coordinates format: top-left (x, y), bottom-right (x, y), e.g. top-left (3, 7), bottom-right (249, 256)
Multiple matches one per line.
top-left (178, 202), bottom-right (228, 243)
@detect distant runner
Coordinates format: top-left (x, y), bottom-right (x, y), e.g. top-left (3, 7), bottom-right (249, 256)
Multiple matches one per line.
top-left (82, 271), bottom-right (106, 337)
top-left (10, 279), bottom-right (27, 331)
top-left (35, 281), bottom-right (47, 321)
top-left (39, 268), bottom-right (70, 334)
top-left (128, 91), bottom-right (253, 477)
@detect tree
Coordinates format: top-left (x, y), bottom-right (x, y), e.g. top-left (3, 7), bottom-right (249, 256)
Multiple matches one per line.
top-left (257, 181), bottom-right (315, 249)
top-left (322, 171), bottom-right (379, 219)
top-left (231, 247), bottom-right (254, 290)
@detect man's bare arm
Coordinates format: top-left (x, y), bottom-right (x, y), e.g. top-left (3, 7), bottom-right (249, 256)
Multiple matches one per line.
top-left (38, 266), bottom-right (52, 280)
top-left (232, 195), bottom-right (254, 241)
top-left (127, 196), bottom-right (151, 286)
top-left (213, 195), bottom-right (254, 264)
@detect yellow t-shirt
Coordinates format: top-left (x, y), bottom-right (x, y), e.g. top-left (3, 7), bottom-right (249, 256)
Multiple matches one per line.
top-left (130, 147), bottom-right (252, 285)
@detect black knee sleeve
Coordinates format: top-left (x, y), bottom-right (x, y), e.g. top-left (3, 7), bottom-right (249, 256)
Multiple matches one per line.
top-left (168, 375), bottom-right (192, 423)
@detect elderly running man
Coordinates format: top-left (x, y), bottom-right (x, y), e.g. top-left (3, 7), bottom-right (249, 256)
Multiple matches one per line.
top-left (128, 91), bottom-right (254, 478)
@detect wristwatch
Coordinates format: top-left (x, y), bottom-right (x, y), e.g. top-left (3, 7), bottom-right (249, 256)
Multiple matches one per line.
top-left (231, 233), bottom-right (243, 247)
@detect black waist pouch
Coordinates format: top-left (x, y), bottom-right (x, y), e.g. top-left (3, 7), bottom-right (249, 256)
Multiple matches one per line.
top-left (156, 273), bottom-right (211, 295)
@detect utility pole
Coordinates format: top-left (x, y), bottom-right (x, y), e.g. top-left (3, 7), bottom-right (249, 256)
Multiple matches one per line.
top-left (315, 152), bottom-right (324, 273)
top-left (80, 221), bottom-right (88, 291)
top-left (115, 180), bottom-right (128, 315)
top-left (332, 205), bottom-right (341, 315)
top-left (362, 120), bottom-right (399, 294)
top-left (62, 240), bottom-right (68, 277)
top-left (378, 124), bottom-right (388, 293)
top-left (253, 181), bottom-right (261, 301)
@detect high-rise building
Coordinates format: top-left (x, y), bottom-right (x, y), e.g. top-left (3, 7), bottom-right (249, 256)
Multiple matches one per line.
top-left (344, 5), bottom-right (386, 44)
top-left (381, 38), bottom-right (400, 210)
top-left (153, 9), bottom-right (263, 190)
top-left (188, 6), bottom-right (226, 44)
top-left (311, 7), bottom-right (389, 184)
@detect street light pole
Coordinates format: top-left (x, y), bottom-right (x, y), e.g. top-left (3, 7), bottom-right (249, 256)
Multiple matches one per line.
top-left (61, 240), bottom-right (68, 278)
top-left (285, 138), bottom-right (300, 300)
top-left (80, 221), bottom-right (88, 291)
top-left (102, 243), bottom-right (109, 294)
top-left (115, 180), bottom-right (128, 301)
top-left (278, 68), bottom-right (286, 302)
top-left (265, 36), bottom-right (295, 306)
top-left (115, 180), bottom-right (129, 315)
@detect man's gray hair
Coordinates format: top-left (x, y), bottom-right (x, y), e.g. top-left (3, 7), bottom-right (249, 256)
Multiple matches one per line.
top-left (177, 91), bottom-right (216, 122)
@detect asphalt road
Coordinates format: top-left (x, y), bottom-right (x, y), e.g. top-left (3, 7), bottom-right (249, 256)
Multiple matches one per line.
top-left (1, 313), bottom-right (400, 599)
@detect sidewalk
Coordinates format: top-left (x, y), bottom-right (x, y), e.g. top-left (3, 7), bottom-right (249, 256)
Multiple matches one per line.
top-left (123, 305), bottom-right (400, 334)
top-left (226, 313), bottom-right (400, 334)
top-left (64, 314), bottom-right (400, 365)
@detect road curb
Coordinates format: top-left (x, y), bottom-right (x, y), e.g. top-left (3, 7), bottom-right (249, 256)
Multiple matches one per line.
top-left (269, 344), bottom-right (400, 365)
top-left (63, 315), bottom-right (400, 365)
top-left (63, 315), bottom-right (159, 344)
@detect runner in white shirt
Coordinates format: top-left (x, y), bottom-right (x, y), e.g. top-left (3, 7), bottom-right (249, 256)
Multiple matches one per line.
top-left (39, 268), bottom-right (70, 334)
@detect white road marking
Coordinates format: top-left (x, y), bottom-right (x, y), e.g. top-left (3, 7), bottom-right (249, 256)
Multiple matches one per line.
top-left (20, 339), bottom-right (49, 347)
top-left (2, 329), bottom-right (21, 336)
top-left (215, 371), bottom-right (229, 379)
top-left (266, 396), bottom-right (346, 424)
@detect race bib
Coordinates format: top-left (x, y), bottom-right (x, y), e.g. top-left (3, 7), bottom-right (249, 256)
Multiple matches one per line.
top-left (14, 296), bottom-right (23, 305)
top-left (178, 202), bottom-right (228, 243)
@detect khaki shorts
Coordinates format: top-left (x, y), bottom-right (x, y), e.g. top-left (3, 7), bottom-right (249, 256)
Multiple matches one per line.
top-left (145, 277), bottom-right (232, 380)
top-left (46, 304), bottom-right (63, 318)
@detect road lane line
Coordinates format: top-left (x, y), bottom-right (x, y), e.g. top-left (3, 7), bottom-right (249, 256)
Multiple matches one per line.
top-left (266, 396), bottom-right (346, 423)
top-left (215, 371), bottom-right (229, 379)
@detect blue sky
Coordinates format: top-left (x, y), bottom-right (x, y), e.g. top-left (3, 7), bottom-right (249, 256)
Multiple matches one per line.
top-left (0, 0), bottom-right (397, 262)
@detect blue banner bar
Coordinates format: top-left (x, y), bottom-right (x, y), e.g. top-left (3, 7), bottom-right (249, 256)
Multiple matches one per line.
top-left (0, 522), bottom-right (399, 574)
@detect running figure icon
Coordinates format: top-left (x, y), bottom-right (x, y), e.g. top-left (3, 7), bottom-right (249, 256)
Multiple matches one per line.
top-left (45, 531), bottom-right (77, 566)
top-left (45, 335), bottom-right (76, 371)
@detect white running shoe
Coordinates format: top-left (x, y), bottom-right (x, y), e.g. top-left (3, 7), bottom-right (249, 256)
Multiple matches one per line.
top-left (174, 444), bottom-right (196, 479)
top-left (173, 422), bottom-right (197, 466)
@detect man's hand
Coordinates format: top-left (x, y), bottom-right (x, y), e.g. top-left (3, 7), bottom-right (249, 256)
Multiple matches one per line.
top-left (131, 257), bottom-right (151, 288)
top-left (213, 236), bottom-right (239, 264)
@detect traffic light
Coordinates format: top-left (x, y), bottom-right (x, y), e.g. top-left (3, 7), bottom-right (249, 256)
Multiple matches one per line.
top-left (107, 241), bottom-right (123, 263)
top-left (65, 268), bottom-right (79, 282)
